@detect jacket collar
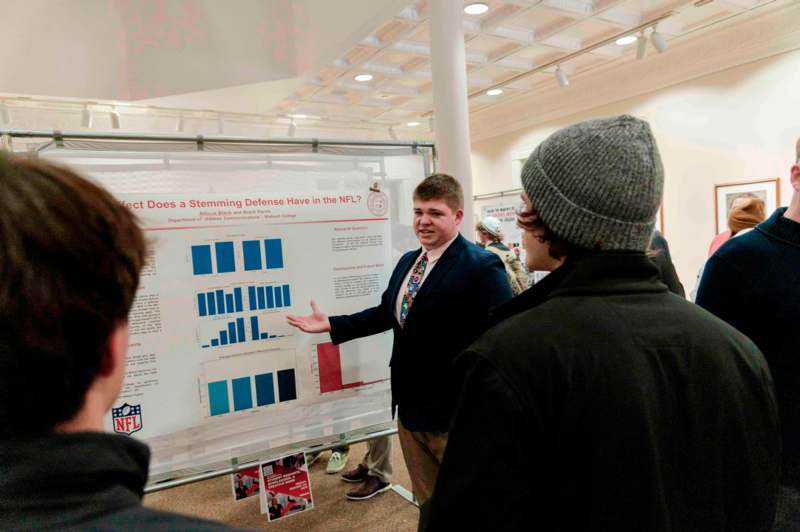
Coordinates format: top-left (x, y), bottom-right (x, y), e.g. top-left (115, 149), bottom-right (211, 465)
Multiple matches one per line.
top-left (756, 207), bottom-right (800, 248)
top-left (0, 432), bottom-right (149, 527)
top-left (489, 251), bottom-right (665, 325)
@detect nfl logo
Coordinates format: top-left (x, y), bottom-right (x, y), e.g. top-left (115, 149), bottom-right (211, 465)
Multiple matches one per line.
top-left (112, 403), bottom-right (143, 435)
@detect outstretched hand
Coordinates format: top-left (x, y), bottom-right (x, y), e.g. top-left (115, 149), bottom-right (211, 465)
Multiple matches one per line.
top-left (286, 300), bottom-right (331, 333)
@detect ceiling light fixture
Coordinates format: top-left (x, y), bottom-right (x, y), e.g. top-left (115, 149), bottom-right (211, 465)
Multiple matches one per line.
top-left (464, 2), bottom-right (489, 15)
top-left (651, 26), bottom-right (668, 53)
top-left (407, 121), bottom-right (420, 127)
top-left (354, 74), bottom-right (373, 82)
top-left (289, 113), bottom-right (308, 119)
top-left (636, 31), bottom-right (648, 60)
top-left (486, 88), bottom-right (503, 96)
top-left (615, 35), bottom-right (638, 46)
top-left (555, 65), bottom-right (569, 87)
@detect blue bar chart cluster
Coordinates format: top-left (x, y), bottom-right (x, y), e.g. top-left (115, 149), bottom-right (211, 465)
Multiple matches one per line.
top-left (191, 238), bottom-right (284, 276)
top-left (201, 314), bottom-right (289, 348)
top-left (208, 368), bottom-right (297, 416)
top-left (197, 284), bottom-right (292, 317)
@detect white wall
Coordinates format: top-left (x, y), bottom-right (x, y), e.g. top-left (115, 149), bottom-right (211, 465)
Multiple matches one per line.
top-left (471, 49), bottom-right (800, 294)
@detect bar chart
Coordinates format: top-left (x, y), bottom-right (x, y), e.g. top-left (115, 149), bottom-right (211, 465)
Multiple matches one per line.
top-left (204, 351), bottom-right (298, 417)
top-left (197, 284), bottom-right (292, 317)
top-left (191, 238), bottom-right (284, 276)
top-left (315, 342), bottom-right (387, 394)
top-left (201, 314), bottom-right (291, 348)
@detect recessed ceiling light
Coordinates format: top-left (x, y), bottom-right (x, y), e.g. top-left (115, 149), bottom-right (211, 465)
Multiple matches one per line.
top-left (615, 35), bottom-right (638, 46)
top-left (289, 114), bottom-right (308, 119)
top-left (464, 2), bottom-right (489, 15)
top-left (354, 74), bottom-right (373, 82)
top-left (407, 121), bottom-right (421, 127)
top-left (486, 88), bottom-right (503, 96)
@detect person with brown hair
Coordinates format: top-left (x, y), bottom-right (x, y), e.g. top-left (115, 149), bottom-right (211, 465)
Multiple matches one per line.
top-left (691, 194), bottom-right (766, 301)
top-left (288, 173), bottom-right (512, 504)
top-left (422, 116), bottom-right (779, 531)
top-left (475, 216), bottom-right (529, 295)
top-left (0, 154), bottom-right (232, 530)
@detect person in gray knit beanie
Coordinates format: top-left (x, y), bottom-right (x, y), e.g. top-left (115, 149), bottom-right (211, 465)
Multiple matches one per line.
top-left (520, 114), bottom-right (663, 251)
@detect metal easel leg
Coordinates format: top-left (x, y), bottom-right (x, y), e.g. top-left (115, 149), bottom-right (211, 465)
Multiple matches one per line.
top-left (391, 484), bottom-right (418, 507)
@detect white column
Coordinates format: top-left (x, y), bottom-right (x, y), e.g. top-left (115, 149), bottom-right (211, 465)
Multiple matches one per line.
top-left (429, 0), bottom-right (475, 236)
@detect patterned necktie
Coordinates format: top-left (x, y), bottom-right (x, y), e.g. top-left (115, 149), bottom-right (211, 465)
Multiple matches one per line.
top-left (399, 252), bottom-right (428, 326)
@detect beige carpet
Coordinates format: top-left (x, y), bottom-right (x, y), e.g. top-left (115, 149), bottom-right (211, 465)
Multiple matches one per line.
top-left (144, 435), bottom-right (419, 531)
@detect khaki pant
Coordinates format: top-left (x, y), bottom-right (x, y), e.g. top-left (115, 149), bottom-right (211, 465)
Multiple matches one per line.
top-left (397, 417), bottom-right (448, 506)
top-left (360, 435), bottom-right (393, 483)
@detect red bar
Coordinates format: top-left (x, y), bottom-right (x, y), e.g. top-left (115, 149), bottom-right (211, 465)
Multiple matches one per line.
top-left (317, 342), bottom-right (344, 393)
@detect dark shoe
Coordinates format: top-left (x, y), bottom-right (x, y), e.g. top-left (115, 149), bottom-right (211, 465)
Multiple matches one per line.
top-left (346, 476), bottom-right (391, 500)
top-left (340, 464), bottom-right (369, 483)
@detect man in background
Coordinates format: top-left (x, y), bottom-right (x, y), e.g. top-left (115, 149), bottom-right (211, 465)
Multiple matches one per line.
top-left (0, 155), bottom-right (232, 530)
top-left (288, 174), bottom-right (513, 504)
top-left (697, 140), bottom-right (800, 530)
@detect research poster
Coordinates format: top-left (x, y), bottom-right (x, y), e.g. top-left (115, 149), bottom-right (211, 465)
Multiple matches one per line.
top-left (105, 190), bottom-right (394, 449)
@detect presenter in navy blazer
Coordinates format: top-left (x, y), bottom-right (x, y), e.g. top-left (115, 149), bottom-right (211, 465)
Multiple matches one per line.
top-left (288, 174), bottom-right (513, 504)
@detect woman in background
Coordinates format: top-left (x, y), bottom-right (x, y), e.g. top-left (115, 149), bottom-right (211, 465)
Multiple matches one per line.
top-left (476, 216), bottom-right (529, 295)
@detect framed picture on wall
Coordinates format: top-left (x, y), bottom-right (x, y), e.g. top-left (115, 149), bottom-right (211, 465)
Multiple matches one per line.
top-left (714, 178), bottom-right (780, 234)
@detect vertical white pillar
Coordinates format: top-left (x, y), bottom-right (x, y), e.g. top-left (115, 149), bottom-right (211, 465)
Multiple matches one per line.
top-left (429, 0), bottom-right (475, 236)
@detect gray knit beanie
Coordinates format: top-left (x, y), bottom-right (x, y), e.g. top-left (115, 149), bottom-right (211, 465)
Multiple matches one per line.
top-left (520, 115), bottom-right (663, 251)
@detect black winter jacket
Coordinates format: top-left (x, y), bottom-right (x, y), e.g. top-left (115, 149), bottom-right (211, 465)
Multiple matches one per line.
top-left (423, 252), bottom-right (780, 531)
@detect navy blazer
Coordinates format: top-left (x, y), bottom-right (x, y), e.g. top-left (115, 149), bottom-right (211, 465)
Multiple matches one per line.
top-left (330, 234), bottom-right (513, 432)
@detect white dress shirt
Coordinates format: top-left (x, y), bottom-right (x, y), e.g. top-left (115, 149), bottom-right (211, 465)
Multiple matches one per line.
top-left (394, 234), bottom-right (459, 324)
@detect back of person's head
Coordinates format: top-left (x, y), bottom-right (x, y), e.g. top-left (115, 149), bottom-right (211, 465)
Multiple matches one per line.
top-left (519, 115), bottom-right (663, 254)
top-left (728, 195), bottom-right (765, 234)
top-left (0, 154), bottom-right (146, 438)
top-left (413, 173), bottom-right (464, 212)
top-left (476, 216), bottom-right (504, 242)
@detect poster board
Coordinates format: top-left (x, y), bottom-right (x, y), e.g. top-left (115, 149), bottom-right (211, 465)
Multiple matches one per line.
top-left (39, 139), bottom-right (430, 483)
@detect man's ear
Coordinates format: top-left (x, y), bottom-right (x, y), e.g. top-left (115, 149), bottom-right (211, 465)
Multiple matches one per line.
top-left (791, 165), bottom-right (800, 191)
top-left (98, 322), bottom-right (129, 377)
top-left (455, 209), bottom-right (464, 224)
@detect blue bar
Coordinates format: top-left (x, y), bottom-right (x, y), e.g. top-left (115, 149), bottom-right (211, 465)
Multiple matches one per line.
top-left (236, 318), bottom-right (245, 343)
top-left (216, 290), bottom-right (225, 315)
top-left (257, 287), bottom-right (266, 310)
top-left (243, 240), bottom-right (262, 271)
top-left (232, 377), bottom-right (253, 411)
top-left (207, 293), bottom-right (217, 316)
top-left (282, 285), bottom-right (291, 307)
top-left (215, 241), bottom-right (235, 273)
top-left (265, 239), bottom-right (284, 269)
top-left (266, 286), bottom-right (274, 309)
top-left (225, 294), bottom-right (234, 314)
top-left (248, 286), bottom-right (257, 311)
top-left (277, 369), bottom-right (297, 402)
top-left (220, 330), bottom-right (228, 345)
top-left (234, 288), bottom-right (243, 312)
top-left (208, 380), bottom-right (229, 416)
top-left (228, 322), bottom-right (237, 343)
top-left (211, 338), bottom-right (219, 347)
top-left (274, 286), bottom-right (283, 308)
top-left (251, 316), bottom-right (260, 340)
top-left (191, 245), bottom-right (213, 275)
top-left (261, 333), bottom-right (269, 339)
top-left (197, 294), bottom-right (207, 317)
top-left (255, 373), bottom-right (275, 406)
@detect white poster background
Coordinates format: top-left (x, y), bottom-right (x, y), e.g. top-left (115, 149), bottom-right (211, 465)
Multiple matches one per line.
top-left (102, 190), bottom-right (393, 472)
